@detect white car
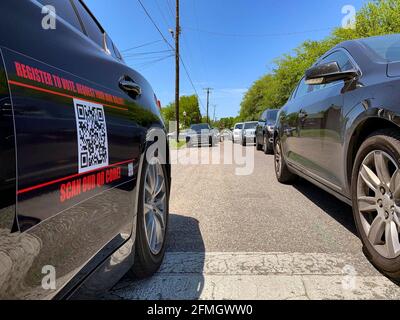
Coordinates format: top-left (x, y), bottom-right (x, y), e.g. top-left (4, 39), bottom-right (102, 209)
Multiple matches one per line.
top-left (241, 121), bottom-right (258, 146)
top-left (232, 123), bottom-right (243, 144)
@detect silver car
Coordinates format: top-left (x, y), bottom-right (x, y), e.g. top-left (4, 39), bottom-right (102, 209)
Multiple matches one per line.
top-left (241, 122), bottom-right (258, 146)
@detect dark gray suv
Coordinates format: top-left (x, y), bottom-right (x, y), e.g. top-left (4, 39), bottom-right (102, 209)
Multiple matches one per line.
top-left (274, 34), bottom-right (400, 282)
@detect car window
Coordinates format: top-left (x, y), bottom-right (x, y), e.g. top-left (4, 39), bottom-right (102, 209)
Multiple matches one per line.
top-left (38, 0), bottom-right (83, 32)
top-left (235, 124), bottom-right (243, 130)
top-left (312, 51), bottom-right (355, 92)
top-left (72, 0), bottom-right (104, 48)
top-left (105, 34), bottom-right (118, 59)
top-left (112, 42), bottom-right (123, 60)
top-left (294, 77), bottom-right (312, 99)
top-left (191, 124), bottom-right (210, 131)
top-left (267, 110), bottom-right (279, 121)
top-left (260, 111), bottom-right (267, 121)
top-left (244, 122), bottom-right (257, 129)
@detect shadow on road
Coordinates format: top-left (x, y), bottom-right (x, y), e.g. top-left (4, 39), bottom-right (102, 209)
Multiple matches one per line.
top-left (107, 214), bottom-right (206, 300)
top-left (293, 179), bottom-right (358, 236)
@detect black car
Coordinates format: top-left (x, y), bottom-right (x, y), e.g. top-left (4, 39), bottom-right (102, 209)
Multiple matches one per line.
top-left (274, 34), bottom-right (400, 281)
top-left (256, 109), bottom-right (279, 154)
top-left (0, 0), bottom-right (170, 299)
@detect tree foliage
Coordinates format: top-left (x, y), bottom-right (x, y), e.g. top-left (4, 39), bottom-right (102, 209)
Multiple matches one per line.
top-left (161, 95), bottom-right (202, 129)
top-left (239, 0), bottom-right (400, 121)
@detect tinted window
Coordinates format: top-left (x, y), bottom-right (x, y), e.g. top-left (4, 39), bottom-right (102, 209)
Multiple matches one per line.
top-left (294, 78), bottom-right (312, 98)
top-left (244, 122), bottom-right (257, 129)
top-left (72, 0), bottom-right (104, 48)
top-left (235, 124), bottom-right (243, 130)
top-left (191, 124), bottom-right (210, 131)
top-left (105, 34), bottom-right (118, 59)
top-left (38, 0), bottom-right (83, 31)
top-left (266, 110), bottom-right (279, 121)
top-left (361, 35), bottom-right (400, 62)
top-left (320, 51), bottom-right (354, 72)
top-left (260, 111), bottom-right (267, 121)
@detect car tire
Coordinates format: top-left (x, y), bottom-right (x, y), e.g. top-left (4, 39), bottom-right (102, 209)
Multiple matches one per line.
top-left (242, 138), bottom-right (246, 147)
top-left (128, 156), bottom-right (169, 279)
top-left (274, 137), bottom-right (297, 184)
top-left (209, 137), bottom-right (213, 148)
top-left (264, 135), bottom-right (272, 155)
top-left (256, 137), bottom-right (262, 151)
top-left (351, 129), bottom-right (400, 283)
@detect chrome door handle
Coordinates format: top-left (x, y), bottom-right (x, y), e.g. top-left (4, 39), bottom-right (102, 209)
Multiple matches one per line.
top-left (119, 79), bottom-right (142, 98)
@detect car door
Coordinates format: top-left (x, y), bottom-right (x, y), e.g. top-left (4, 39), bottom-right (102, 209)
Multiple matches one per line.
top-left (281, 77), bottom-right (313, 165)
top-left (296, 50), bottom-right (356, 189)
top-left (0, 0), bottom-right (151, 299)
top-left (256, 111), bottom-right (267, 145)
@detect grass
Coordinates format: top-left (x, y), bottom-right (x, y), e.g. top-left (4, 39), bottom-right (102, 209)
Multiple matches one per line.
top-left (169, 139), bottom-right (186, 150)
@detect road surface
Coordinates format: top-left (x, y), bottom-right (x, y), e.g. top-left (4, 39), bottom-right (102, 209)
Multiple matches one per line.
top-left (105, 141), bottom-right (400, 300)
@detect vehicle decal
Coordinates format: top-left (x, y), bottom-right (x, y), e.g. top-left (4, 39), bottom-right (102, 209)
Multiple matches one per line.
top-left (13, 61), bottom-right (126, 107)
top-left (74, 98), bottom-right (109, 174)
top-left (17, 159), bottom-right (135, 195)
top-left (8, 80), bottom-right (128, 111)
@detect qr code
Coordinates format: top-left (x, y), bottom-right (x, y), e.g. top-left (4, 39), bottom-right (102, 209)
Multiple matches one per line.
top-left (73, 99), bottom-right (109, 173)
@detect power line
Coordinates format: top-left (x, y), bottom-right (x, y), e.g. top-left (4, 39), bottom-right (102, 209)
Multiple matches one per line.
top-left (121, 40), bottom-right (163, 53)
top-left (136, 0), bottom-right (206, 115)
top-left (136, 0), bottom-right (175, 51)
top-left (182, 26), bottom-right (336, 38)
top-left (123, 49), bottom-right (174, 58)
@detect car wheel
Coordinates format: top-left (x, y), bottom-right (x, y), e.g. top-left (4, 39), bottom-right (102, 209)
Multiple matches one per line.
top-left (274, 137), bottom-right (297, 184)
top-left (209, 137), bottom-right (213, 148)
top-left (129, 156), bottom-right (169, 279)
top-left (351, 129), bottom-right (400, 282)
top-left (242, 138), bottom-right (246, 146)
top-left (263, 135), bottom-right (272, 155)
top-left (256, 137), bottom-right (263, 151)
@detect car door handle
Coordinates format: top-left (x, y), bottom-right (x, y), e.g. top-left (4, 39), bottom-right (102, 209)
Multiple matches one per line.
top-left (119, 79), bottom-right (142, 98)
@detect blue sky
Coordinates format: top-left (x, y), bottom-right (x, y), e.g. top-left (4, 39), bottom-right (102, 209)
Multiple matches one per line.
top-left (86, 0), bottom-right (368, 119)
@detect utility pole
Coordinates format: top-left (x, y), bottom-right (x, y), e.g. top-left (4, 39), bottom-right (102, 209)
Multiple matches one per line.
top-left (175, 0), bottom-right (180, 142)
top-left (204, 88), bottom-right (213, 124)
top-left (213, 105), bottom-right (217, 123)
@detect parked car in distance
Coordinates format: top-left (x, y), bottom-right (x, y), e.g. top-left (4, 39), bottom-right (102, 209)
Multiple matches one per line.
top-left (232, 123), bottom-right (244, 144)
top-left (0, 0), bottom-right (171, 299)
top-left (186, 123), bottom-right (216, 147)
top-left (274, 34), bottom-right (400, 282)
top-left (241, 121), bottom-right (258, 146)
top-left (256, 109), bottom-right (279, 154)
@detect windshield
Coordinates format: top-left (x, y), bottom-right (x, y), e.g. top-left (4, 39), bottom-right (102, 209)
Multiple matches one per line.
top-left (191, 124), bottom-right (210, 132)
top-left (267, 110), bottom-right (279, 122)
top-left (244, 122), bottom-right (257, 129)
top-left (361, 34), bottom-right (400, 62)
top-left (234, 124), bottom-right (243, 130)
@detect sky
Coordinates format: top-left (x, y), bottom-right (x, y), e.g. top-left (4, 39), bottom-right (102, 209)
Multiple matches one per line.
top-left (85, 0), bottom-right (368, 119)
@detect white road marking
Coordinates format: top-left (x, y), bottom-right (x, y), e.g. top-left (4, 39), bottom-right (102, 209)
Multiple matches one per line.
top-left (109, 252), bottom-right (400, 300)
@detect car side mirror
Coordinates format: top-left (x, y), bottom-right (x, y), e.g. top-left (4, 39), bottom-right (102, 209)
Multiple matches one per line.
top-left (305, 61), bottom-right (359, 85)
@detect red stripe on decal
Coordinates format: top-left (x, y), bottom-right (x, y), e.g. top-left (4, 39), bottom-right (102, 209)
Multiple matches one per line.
top-left (17, 159), bottom-right (136, 195)
top-left (8, 80), bottom-right (128, 112)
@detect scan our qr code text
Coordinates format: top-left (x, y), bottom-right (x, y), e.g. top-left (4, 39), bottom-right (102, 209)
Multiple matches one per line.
top-left (73, 99), bottom-right (109, 173)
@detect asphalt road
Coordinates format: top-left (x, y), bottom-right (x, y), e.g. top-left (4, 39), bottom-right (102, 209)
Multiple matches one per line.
top-left (106, 141), bottom-right (400, 300)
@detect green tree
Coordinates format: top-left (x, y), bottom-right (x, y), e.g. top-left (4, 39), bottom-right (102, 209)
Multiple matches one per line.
top-left (161, 95), bottom-right (202, 130)
top-left (239, 0), bottom-right (400, 120)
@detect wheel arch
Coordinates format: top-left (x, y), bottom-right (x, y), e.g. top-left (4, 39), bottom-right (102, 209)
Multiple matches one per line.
top-left (346, 116), bottom-right (400, 191)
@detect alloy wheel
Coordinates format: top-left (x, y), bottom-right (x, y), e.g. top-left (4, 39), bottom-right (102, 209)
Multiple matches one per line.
top-left (357, 150), bottom-right (400, 259)
top-left (143, 159), bottom-right (167, 255)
